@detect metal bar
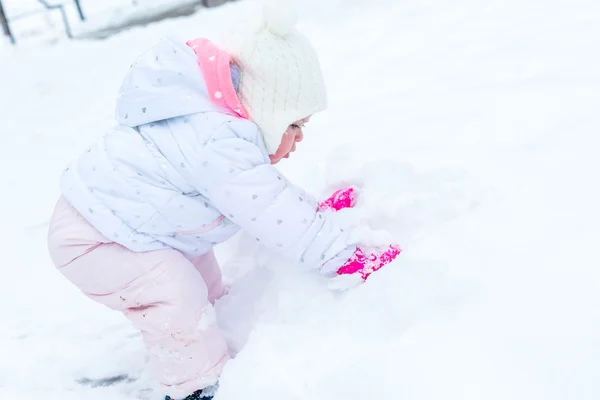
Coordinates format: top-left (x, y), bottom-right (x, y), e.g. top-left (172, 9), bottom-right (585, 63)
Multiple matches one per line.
top-left (74, 0), bottom-right (85, 21)
top-left (36, 0), bottom-right (73, 39)
top-left (58, 6), bottom-right (72, 38)
top-left (0, 0), bottom-right (15, 44)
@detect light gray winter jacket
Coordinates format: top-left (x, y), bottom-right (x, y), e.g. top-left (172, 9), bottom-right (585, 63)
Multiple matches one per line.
top-left (60, 36), bottom-right (351, 271)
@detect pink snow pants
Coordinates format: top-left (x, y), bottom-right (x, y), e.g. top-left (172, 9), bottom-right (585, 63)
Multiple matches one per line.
top-left (47, 197), bottom-right (229, 399)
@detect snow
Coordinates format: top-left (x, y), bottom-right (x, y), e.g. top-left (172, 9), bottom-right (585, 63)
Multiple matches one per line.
top-left (1, 0), bottom-right (600, 399)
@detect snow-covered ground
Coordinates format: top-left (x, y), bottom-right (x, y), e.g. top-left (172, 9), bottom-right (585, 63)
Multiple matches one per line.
top-left (2, 0), bottom-right (600, 399)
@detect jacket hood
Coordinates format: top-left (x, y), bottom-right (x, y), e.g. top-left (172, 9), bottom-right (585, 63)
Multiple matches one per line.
top-left (115, 36), bottom-right (217, 127)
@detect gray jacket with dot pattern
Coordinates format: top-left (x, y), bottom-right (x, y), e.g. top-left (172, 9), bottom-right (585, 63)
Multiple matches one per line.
top-left (59, 37), bottom-right (351, 272)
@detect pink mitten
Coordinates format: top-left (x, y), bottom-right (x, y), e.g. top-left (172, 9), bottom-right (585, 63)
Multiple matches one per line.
top-left (337, 244), bottom-right (401, 281)
top-left (318, 187), bottom-right (357, 212)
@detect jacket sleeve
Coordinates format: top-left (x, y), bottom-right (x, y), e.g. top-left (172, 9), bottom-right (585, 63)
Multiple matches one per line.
top-left (196, 120), bottom-right (353, 272)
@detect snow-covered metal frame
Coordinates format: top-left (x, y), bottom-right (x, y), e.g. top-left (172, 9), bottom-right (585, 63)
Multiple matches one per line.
top-left (0, 0), bottom-right (84, 44)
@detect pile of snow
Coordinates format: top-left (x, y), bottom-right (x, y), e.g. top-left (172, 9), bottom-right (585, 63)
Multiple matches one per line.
top-left (1, 0), bottom-right (599, 399)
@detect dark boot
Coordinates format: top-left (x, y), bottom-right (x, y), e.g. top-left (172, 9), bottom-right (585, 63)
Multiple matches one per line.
top-left (165, 384), bottom-right (218, 400)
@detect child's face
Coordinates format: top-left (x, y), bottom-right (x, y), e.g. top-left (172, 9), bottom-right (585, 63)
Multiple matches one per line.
top-left (269, 116), bottom-right (311, 164)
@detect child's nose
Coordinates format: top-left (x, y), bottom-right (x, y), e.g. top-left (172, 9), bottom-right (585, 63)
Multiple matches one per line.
top-left (296, 130), bottom-right (304, 142)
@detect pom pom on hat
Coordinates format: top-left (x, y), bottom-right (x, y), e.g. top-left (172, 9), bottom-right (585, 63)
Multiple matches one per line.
top-left (263, 0), bottom-right (298, 37)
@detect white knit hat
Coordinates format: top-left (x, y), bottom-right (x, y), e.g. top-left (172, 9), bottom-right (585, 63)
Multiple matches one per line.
top-left (221, 0), bottom-right (328, 154)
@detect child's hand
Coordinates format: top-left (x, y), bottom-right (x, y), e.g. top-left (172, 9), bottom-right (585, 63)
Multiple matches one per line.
top-left (318, 187), bottom-right (401, 286)
top-left (337, 244), bottom-right (401, 281)
top-left (318, 187), bottom-right (358, 212)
